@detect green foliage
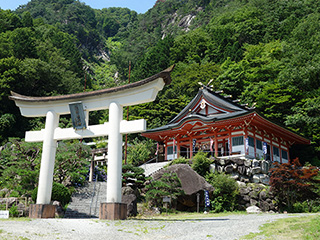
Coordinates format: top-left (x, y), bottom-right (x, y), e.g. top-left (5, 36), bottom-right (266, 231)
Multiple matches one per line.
top-left (292, 200), bottom-right (320, 213)
top-left (126, 138), bottom-right (154, 166)
top-left (0, 138), bottom-right (42, 196)
top-left (54, 141), bottom-right (91, 187)
top-left (167, 157), bottom-right (190, 166)
top-left (122, 164), bottom-right (148, 191)
top-left (32, 182), bottom-right (71, 206)
top-left (0, 138), bottom-right (90, 197)
top-left (145, 172), bottom-right (184, 209)
top-left (9, 205), bottom-right (19, 217)
top-left (205, 172), bottom-right (239, 212)
top-left (269, 158), bottom-right (320, 212)
top-left (192, 151), bottom-right (212, 177)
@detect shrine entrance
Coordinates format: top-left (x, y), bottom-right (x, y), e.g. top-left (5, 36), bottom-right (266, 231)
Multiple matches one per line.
top-left (10, 66), bottom-right (174, 220)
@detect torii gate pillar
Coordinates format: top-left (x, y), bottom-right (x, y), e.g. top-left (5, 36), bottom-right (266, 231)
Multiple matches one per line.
top-left (9, 66), bottom-right (174, 220)
top-left (100, 102), bottom-right (127, 220)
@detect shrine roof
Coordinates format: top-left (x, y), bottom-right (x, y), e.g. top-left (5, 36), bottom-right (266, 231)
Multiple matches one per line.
top-left (142, 86), bottom-right (310, 145)
top-left (145, 110), bottom-right (251, 133)
top-left (9, 65), bottom-right (174, 103)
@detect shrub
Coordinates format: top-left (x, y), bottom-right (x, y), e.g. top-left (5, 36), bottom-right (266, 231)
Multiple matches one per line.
top-left (192, 151), bottom-right (212, 177)
top-left (32, 182), bottom-right (71, 207)
top-left (127, 138), bottom-right (154, 166)
top-left (9, 205), bottom-right (19, 217)
top-left (205, 172), bottom-right (239, 212)
top-left (122, 164), bottom-right (148, 191)
top-left (293, 200), bottom-right (320, 213)
top-left (145, 172), bottom-right (184, 209)
top-left (167, 157), bottom-right (190, 166)
top-left (269, 158), bottom-right (320, 212)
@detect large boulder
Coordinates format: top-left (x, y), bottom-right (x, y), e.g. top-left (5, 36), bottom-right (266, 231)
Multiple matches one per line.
top-left (152, 164), bottom-right (214, 211)
top-left (246, 205), bottom-right (262, 214)
top-left (122, 186), bottom-right (137, 217)
top-left (152, 164), bottom-right (214, 195)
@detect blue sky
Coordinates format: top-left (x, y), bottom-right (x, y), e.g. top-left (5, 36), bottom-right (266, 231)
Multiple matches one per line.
top-left (0, 0), bottom-right (156, 14)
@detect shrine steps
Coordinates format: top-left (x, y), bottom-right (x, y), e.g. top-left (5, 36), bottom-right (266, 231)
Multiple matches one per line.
top-left (140, 162), bottom-right (169, 177)
top-left (64, 181), bottom-right (107, 218)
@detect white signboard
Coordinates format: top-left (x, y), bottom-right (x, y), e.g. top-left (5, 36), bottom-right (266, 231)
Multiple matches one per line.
top-left (0, 210), bottom-right (9, 219)
top-left (163, 196), bottom-right (171, 203)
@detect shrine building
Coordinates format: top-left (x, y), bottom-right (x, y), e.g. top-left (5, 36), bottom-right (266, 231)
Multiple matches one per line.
top-left (142, 86), bottom-right (310, 163)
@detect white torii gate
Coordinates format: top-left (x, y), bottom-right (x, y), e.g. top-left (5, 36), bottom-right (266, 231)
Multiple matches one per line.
top-left (9, 66), bottom-right (173, 219)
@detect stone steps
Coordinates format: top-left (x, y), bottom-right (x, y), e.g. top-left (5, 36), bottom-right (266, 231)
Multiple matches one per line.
top-left (64, 182), bottom-right (107, 218)
top-left (139, 162), bottom-right (169, 176)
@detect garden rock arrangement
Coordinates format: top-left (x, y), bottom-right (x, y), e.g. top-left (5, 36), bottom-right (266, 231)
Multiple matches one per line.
top-left (210, 157), bottom-right (272, 185)
top-left (237, 182), bottom-right (277, 213)
top-left (210, 157), bottom-right (278, 212)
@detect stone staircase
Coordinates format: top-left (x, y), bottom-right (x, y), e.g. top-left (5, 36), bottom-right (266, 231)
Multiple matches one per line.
top-left (64, 181), bottom-right (107, 218)
top-left (139, 162), bottom-right (169, 177)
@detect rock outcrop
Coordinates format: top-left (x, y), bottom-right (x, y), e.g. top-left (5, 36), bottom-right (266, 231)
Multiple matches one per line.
top-left (151, 164), bottom-right (214, 211)
top-left (211, 157), bottom-right (272, 185)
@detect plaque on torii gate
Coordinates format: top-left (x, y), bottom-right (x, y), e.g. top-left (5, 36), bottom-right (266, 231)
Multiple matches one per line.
top-left (9, 66), bottom-right (174, 220)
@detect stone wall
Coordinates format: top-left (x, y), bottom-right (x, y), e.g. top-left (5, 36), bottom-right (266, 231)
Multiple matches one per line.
top-left (210, 157), bottom-right (272, 185)
top-left (210, 157), bottom-right (277, 212)
top-left (237, 182), bottom-right (277, 212)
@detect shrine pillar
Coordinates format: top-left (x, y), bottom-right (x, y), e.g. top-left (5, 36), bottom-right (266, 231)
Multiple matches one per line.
top-left (29, 110), bottom-right (59, 219)
top-left (106, 102), bottom-right (123, 203)
top-left (101, 101), bottom-right (127, 220)
top-left (37, 110), bottom-right (59, 205)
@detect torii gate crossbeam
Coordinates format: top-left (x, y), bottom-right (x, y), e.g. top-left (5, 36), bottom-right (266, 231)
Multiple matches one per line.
top-left (9, 66), bottom-right (174, 220)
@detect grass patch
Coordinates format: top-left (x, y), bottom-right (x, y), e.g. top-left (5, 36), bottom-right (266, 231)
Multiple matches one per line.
top-left (135, 211), bottom-right (246, 220)
top-left (241, 214), bottom-right (320, 240)
top-left (0, 218), bottom-right (31, 222)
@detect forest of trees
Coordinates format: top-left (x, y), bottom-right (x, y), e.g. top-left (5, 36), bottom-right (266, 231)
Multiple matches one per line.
top-left (1, 0), bottom-right (320, 169)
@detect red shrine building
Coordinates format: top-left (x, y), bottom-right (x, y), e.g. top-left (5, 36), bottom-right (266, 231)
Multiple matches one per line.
top-left (142, 86), bottom-right (310, 163)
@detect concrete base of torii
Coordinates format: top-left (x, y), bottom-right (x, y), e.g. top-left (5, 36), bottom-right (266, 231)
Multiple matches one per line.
top-left (29, 204), bottom-right (56, 218)
top-left (99, 203), bottom-right (127, 220)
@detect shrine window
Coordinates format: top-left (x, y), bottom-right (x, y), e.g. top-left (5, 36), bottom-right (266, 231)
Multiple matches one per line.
top-left (281, 149), bottom-right (288, 160)
top-left (248, 136), bottom-right (255, 147)
top-left (273, 146), bottom-right (279, 156)
top-left (256, 139), bottom-right (262, 150)
top-left (167, 146), bottom-right (177, 155)
top-left (232, 136), bottom-right (244, 146)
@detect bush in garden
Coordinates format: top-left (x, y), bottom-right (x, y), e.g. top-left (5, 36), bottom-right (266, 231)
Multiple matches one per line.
top-left (9, 205), bottom-right (19, 217)
top-left (122, 164), bottom-right (148, 191)
top-left (293, 200), bottom-right (320, 213)
top-left (167, 157), bottom-right (191, 166)
top-left (205, 172), bottom-right (239, 212)
top-left (192, 151), bottom-right (212, 177)
top-left (145, 172), bottom-right (184, 209)
top-left (269, 158), bottom-right (320, 212)
top-left (127, 138), bottom-right (154, 166)
top-left (32, 182), bottom-right (71, 207)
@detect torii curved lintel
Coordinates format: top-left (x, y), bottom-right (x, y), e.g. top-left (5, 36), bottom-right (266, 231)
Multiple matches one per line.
top-left (9, 65), bottom-right (174, 117)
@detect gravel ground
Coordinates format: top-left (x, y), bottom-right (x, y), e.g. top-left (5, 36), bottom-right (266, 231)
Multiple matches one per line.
top-left (0, 213), bottom-right (298, 240)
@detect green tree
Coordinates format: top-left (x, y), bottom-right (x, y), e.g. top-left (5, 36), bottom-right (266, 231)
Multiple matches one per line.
top-left (145, 172), bottom-right (184, 209)
top-left (192, 151), bottom-right (212, 177)
top-left (205, 172), bottom-right (239, 212)
top-left (269, 158), bottom-right (320, 212)
top-left (54, 141), bottom-right (91, 187)
top-left (0, 138), bottom-right (42, 196)
top-left (126, 138), bottom-right (154, 166)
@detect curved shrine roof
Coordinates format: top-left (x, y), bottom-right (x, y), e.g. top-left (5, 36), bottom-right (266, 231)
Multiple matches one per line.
top-left (142, 87), bottom-right (310, 145)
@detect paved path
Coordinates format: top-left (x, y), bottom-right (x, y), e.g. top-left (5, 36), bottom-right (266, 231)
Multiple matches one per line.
top-left (0, 213), bottom-right (300, 240)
